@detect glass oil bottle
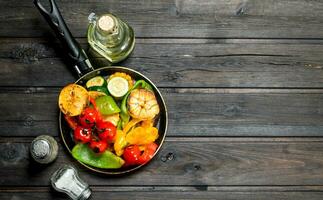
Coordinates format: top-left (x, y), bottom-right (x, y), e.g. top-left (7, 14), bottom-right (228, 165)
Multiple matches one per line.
top-left (87, 13), bottom-right (135, 63)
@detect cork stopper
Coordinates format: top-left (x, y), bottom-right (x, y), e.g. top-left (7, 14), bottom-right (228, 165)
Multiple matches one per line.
top-left (98, 15), bottom-right (116, 33)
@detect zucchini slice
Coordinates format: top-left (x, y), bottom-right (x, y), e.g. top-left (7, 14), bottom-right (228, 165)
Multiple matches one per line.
top-left (86, 76), bottom-right (107, 88)
top-left (88, 86), bottom-right (109, 96)
top-left (107, 77), bottom-right (129, 98)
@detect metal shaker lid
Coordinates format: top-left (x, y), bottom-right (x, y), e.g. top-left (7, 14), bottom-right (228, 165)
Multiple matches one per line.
top-left (31, 139), bottom-right (50, 159)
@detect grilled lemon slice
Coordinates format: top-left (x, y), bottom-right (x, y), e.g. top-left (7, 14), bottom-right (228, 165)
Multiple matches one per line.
top-left (58, 84), bottom-right (89, 116)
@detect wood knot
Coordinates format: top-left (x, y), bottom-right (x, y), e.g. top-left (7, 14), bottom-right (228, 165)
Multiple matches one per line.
top-left (184, 162), bottom-right (202, 173)
top-left (0, 143), bottom-right (26, 165)
top-left (23, 116), bottom-right (34, 127)
top-left (235, 2), bottom-right (248, 16)
top-left (10, 43), bottom-right (46, 64)
top-left (164, 72), bottom-right (183, 82)
top-left (223, 104), bottom-right (242, 117)
top-left (161, 152), bottom-right (175, 162)
top-left (193, 164), bottom-right (201, 171)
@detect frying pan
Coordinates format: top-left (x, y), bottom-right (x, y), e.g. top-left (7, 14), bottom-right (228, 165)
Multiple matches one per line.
top-left (34, 0), bottom-right (168, 175)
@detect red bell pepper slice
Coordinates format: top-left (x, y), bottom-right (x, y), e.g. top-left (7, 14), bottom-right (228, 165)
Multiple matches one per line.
top-left (89, 97), bottom-right (102, 121)
top-left (64, 115), bottom-right (78, 130)
top-left (123, 145), bottom-right (141, 166)
top-left (123, 143), bottom-right (158, 166)
top-left (138, 143), bottom-right (158, 164)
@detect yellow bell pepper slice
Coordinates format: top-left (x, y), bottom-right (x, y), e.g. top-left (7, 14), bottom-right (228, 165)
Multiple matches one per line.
top-left (126, 126), bottom-right (159, 145)
top-left (141, 119), bottom-right (154, 128)
top-left (114, 130), bottom-right (127, 156)
top-left (123, 118), bottom-right (142, 134)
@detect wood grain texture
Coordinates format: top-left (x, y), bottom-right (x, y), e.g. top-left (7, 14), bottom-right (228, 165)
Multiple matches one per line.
top-left (2, 138), bottom-right (323, 186)
top-left (1, 87), bottom-right (323, 137)
top-left (1, 38), bottom-right (323, 88)
top-left (2, 0), bottom-right (323, 198)
top-left (2, 186), bottom-right (323, 200)
top-left (2, 0), bottom-right (323, 38)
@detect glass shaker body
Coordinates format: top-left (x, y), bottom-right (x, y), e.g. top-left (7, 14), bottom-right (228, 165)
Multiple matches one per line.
top-left (51, 165), bottom-right (91, 200)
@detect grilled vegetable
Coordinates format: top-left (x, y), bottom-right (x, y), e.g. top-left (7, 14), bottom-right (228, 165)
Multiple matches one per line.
top-left (128, 89), bottom-right (160, 120)
top-left (107, 77), bottom-right (129, 98)
top-left (120, 80), bottom-right (153, 128)
top-left (74, 126), bottom-right (92, 144)
top-left (86, 76), bottom-right (107, 88)
top-left (79, 107), bottom-right (99, 128)
top-left (123, 118), bottom-right (142, 134)
top-left (64, 115), bottom-right (78, 130)
top-left (72, 143), bottom-right (124, 169)
top-left (101, 113), bottom-right (120, 126)
top-left (126, 126), bottom-right (159, 145)
top-left (95, 95), bottom-right (120, 115)
top-left (89, 139), bottom-right (108, 153)
top-left (108, 72), bottom-right (134, 89)
top-left (138, 143), bottom-right (158, 164)
top-left (96, 120), bottom-right (117, 142)
top-left (114, 130), bottom-right (127, 156)
top-left (59, 84), bottom-right (89, 116)
top-left (141, 119), bottom-right (154, 128)
top-left (123, 143), bottom-right (158, 166)
top-left (88, 86), bottom-right (109, 96)
top-left (88, 91), bottom-right (106, 99)
top-left (123, 145), bottom-right (141, 166)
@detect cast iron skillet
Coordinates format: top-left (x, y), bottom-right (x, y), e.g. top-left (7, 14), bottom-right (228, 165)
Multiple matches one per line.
top-left (34, 0), bottom-right (168, 175)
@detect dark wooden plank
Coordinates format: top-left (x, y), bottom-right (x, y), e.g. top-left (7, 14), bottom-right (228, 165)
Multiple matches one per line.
top-left (2, 186), bottom-right (323, 200)
top-left (1, 38), bottom-right (323, 88)
top-left (2, 137), bottom-right (323, 186)
top-left (1, 87), bottom-right (323, 137)
top-left (2, 0), bottom-right (323, 38)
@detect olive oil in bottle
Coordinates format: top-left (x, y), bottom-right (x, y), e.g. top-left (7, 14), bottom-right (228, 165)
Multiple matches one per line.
top-left (87, 13), bottom-right (135, 63)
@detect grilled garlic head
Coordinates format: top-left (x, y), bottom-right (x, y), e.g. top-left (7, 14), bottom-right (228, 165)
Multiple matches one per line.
top-left (127, 89), bottom-right (160, 120)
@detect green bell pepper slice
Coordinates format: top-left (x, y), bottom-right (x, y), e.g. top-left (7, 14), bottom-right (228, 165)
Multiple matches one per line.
top-left (72, 143), bottom-right (125, 169)
top-left (95, 95), bottom-right (120, 115)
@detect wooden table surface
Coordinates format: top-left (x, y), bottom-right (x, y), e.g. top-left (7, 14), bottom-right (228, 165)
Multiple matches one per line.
top-left (1, 0), bottom-right (323, 199)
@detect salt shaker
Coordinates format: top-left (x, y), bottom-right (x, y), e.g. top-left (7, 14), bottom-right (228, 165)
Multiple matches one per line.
top-left (51, 165), bottom-right (91, 200)
top-left (30, 135), bottom-right (58, 164)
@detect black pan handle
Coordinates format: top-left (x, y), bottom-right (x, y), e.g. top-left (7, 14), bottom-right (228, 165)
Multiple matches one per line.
top-left (34, 0), bottom-right (94, 77)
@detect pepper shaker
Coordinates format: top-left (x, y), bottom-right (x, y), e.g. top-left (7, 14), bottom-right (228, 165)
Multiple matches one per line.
top-left (30, 135), bottom-right (58, 164)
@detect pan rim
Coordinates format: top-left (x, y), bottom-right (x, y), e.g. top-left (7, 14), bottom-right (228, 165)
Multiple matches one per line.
top-left (59, 66), bottom-right (168, 175)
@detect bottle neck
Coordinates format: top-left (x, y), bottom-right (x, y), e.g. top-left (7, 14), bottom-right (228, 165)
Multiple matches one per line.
top-left (95, 14), bottom-right (123, 47)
